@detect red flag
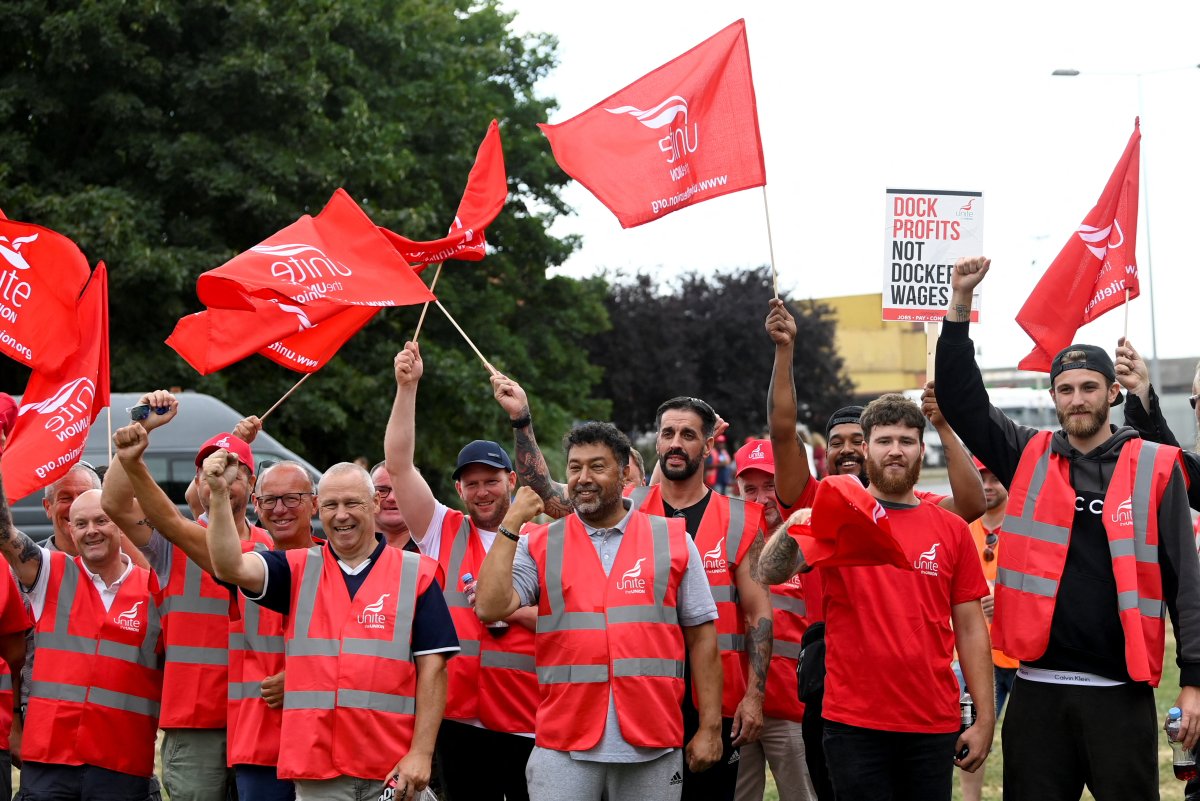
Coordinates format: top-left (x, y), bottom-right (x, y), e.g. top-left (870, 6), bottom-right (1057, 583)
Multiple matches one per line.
top-left (197, 189), bottom-right (435, 310)
top-left (0, 212), bottom-right (93, 373)
top-left (3, 263), bottom-right (110, 502)
top-left (787, 475), bottom-right (911, 570)
top-left (380, 120), bottom-right (508, 267)
top-left (539, 19), bottom-right (765, 229)
top-left (167, 299), bottom-right (379, 375)
top-left (1017, 120), bottom-right (1141, 371)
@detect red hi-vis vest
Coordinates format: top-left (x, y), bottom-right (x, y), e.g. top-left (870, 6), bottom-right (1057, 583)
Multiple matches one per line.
top-left (159, 525), bottom-right (271, 728)
top-left (227, 542), bottom-right (287, 767)
top-left (526, 512), bottom-right (690, 751)
top-left (0, 570), bottom-right (26, 751)
top-left (994, 431), bottom-right (1180, 685)
top-left (278, 543), bottom-right (437, 781)
top-left (23, 553), bottom-right (163, 777)
top-left (436, 511), bottom-right (537, 732)
top-left (762, 571), bottom-right (811, 722)
top-left (630, 484), bottom-right (762, 716)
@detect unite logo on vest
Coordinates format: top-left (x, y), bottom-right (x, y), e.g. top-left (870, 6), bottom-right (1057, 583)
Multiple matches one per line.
top-left (357, 593), bottom-right (390, 629)
top-left (784, 572), bottom-right (803, 590)
top-left (114, 600), bottom-right (143, 633)
top-left (914, 543), bottom-right (940, 577)
top-left (617, 558), bottom-right (648, 595)
top-left (1110, 497), bottom-right (1134, 527)
top-left (703, 537), bottom-right (726, 574)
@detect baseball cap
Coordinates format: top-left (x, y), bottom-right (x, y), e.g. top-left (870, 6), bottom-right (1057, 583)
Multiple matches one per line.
top-left (453, 440), bottom-right (513, 480)
top-left (1049, 344), bottom-right (1124, 406)
top-left (971, 455), bottom-right (988, 472)
top-left (826, 405), bottom-right (865, 439)
top-left (734, 439), bottom-right (775, 477)
top-left (195, 433), bottom-right (255, 475)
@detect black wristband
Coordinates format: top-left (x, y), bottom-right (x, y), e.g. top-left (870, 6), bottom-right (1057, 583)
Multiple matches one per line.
top-left (497, 525), bottom-right (520, 542)
top-left (510, 414), bottom-right (532, 429)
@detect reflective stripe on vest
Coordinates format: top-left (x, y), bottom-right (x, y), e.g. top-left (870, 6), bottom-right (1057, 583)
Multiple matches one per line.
top-left (160, 557), bottom-right (230, 616)
top-left (289, 544), bottom-right (417, 671)
top-left (441, 516), bottom-right (479, 660)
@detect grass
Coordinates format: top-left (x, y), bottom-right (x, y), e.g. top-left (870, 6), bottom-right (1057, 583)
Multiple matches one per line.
top-left (761, 633), bottom-right (1189, 800)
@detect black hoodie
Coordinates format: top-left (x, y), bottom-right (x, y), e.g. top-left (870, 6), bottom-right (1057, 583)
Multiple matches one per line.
top-left (936, 319), bottom-right (1200, 685)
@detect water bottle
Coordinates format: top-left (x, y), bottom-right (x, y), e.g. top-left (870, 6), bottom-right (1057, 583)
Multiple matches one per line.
top-left (956, 691), bottom-right (975, 760)
top-left (378, 775), bottom-right (438, 801)
top-left (461, 573), bottom-right (508, 635)
top-left (1166, 707), bottom-right (1198, 780)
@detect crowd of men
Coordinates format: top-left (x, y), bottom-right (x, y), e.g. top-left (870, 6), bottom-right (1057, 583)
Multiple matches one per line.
top-left (0, 255), bottom-right (1196, 801)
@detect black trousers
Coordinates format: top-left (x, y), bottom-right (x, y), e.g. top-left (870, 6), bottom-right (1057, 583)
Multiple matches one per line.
top-left (822, 720), bottom-right (957, 801)
top-left (1002, 676), bottom-right (1158, 801)
top-left (801, 699), bottom-right (835, 800)
top-left (17, 761), bottom-right (156, 801)
top-left (436, 719), bottom-right (534, 801)
top-left (681, 712), bottom-right (739, 801)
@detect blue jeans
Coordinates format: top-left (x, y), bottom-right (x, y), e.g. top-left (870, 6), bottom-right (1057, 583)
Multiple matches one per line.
top-left (822, 720), bottom-right (958, 801)
top-left (236, 764), bottom-right (296, 801)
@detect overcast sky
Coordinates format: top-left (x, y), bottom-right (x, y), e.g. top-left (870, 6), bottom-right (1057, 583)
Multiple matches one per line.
top-left (504, 0), bottom-right (1200, 370)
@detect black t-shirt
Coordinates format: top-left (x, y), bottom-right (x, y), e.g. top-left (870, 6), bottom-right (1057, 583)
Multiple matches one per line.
top-left (662, 490), bottom-right (713, 541)
top-left (1028, 489), bottom-right (1130, 681)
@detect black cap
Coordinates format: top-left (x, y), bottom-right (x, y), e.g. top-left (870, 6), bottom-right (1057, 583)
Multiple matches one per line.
top-left (1049, 344), bottom-right (1124, 406)
top-left (452, 440), bottom-right (513, 480)
top-left (826, 405), bottom-right (865, 438)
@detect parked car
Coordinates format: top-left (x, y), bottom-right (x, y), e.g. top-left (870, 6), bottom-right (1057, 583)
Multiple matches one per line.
top-left (10, 391), bottom-right (322, 542)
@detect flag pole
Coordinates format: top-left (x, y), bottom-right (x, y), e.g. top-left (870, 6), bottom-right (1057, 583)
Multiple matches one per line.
top-left (435, 300), bottom-right (498, 376)
top-left (412, 262), bottom-right (445, 342)
top-left (761, 187), bottom-right (779, 299)
top-left (925, 320), bottom-right (940, 383)
top-left (260, 372), bottom-right (314, 422)
top-left (1123, 288), bottom-right (1130, 342)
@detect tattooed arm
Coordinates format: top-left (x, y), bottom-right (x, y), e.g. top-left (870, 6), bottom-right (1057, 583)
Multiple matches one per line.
top-left (490, 372), bottom-right (572, 520)
top-left (731, 545), bottom-right (771, 747)
top-left (0, 468), bottom-right (45, 589)
top-left (758, 515), bottom-right (809, 585)
top-left (946, 256), bottom-right (989, 323)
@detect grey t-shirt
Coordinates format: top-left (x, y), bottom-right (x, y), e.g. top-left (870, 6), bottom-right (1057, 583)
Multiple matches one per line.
top-left (511, 500), bottom-right (717, 763)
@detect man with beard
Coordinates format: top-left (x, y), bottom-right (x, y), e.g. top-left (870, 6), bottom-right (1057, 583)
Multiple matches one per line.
top-left (474, 422), bottom-right (723, 801)
top-left (938, 257), bottom-right (1200, 801)
top-left (369, 461), bottom-right (419, 552)
top-left (492, 377), bottom-right (773, 801)
top-left (770, 395), bottom-right (995, 800)
top-left (385, 341), bottom-right (539, 801)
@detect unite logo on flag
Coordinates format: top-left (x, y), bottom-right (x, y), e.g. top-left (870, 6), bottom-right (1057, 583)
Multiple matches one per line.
top-left (18, 376), bottom-right (96, 441)
top-left (539, 19), bottom-right (765, 228)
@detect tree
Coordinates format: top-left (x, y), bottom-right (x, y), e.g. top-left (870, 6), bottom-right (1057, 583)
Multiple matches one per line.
top-left (587, 267), bottom-right (855, 444)
top-left (0, 0), bottom-right (609, 500)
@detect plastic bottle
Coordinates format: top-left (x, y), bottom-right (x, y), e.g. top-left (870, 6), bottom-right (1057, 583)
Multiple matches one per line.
top-left (461, 573), bottom-right (508, 634)
top-left (1166, 707), bottom-right (1198, 780)
top-left (956, 691), bottom-right (975, 760)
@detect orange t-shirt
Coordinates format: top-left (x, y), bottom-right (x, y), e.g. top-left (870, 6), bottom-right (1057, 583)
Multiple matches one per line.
top-left (967, 517), bottom-right (1019, 669)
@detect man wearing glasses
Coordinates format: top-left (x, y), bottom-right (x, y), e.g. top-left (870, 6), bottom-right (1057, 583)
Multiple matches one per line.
top-left (385, 341), bottom-right (539, 801)
top-left (102, 391), bottom-right (273, 801)
top-left (369, 461), bottom-right (418, 553)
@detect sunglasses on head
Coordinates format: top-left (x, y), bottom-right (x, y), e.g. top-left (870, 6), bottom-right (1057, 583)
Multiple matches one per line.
top-left (983, 531), bottom-right (998, 562)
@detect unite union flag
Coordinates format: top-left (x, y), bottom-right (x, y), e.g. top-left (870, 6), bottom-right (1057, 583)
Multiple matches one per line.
top-left (1016, 120), bottom-right (1141, 372)
top-left (539, 19), bottom-right (766, 228)
top-left (2, 263), bottom-right (110, 502)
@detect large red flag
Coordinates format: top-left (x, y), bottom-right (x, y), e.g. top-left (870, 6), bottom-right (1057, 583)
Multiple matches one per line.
top-left (539, 19), bottom-right (765, 228)
top-left (1017, 120), bottom-right (1141, 371)
top-left (787, 475), bottom-right (911, 570)
top-left (2, 263), bottom-right (109, 502)
top-left (380, 120), bottom-right (508, 267)
top-left (196, 189), bottom-right (435, 310)
top-left (167, 299), bottom-right (379, 375)
top-left (0, 210), bottom-right (92, 373)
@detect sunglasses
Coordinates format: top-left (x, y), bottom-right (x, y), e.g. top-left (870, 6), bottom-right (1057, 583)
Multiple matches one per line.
top-left (983, 531), bottom-right (999, 562)
top-left (1190, 394), bottom-right (1198, 410)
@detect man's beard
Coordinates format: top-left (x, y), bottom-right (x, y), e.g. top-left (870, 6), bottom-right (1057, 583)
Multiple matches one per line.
top-left (827, 453), bottom-right (866, 485)
top-left (571, 481), bottom-right (622, 523)
top-left (469, 495), bottom-right (510, 530)
top-left (1057, 404), bottom-right (1108, 440)
top-left (659, 448), bottom-right (703, 481)
top-left (865, 455), bottom-right (921, 495)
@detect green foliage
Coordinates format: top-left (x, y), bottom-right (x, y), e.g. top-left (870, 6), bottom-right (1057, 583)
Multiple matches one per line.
top-left (588, 267), bottom-right (856, 443)
top-left (0, 0), bottom-right (607, 500)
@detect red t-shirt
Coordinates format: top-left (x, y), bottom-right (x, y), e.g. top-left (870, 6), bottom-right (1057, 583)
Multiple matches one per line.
top-left (820, 499), bottom-right (988, 734)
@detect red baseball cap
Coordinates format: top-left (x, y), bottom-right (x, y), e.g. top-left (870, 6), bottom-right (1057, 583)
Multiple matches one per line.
top-left (195, 433), bottom-right (255, 475)
top-left (971, 455), bottom-right (988, 472)
top-left (735, 439), bottom-right (775, 477)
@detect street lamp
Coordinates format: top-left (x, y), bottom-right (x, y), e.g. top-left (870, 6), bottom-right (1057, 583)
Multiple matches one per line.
top-left (1052, 64), bottom-right (1200, 392)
